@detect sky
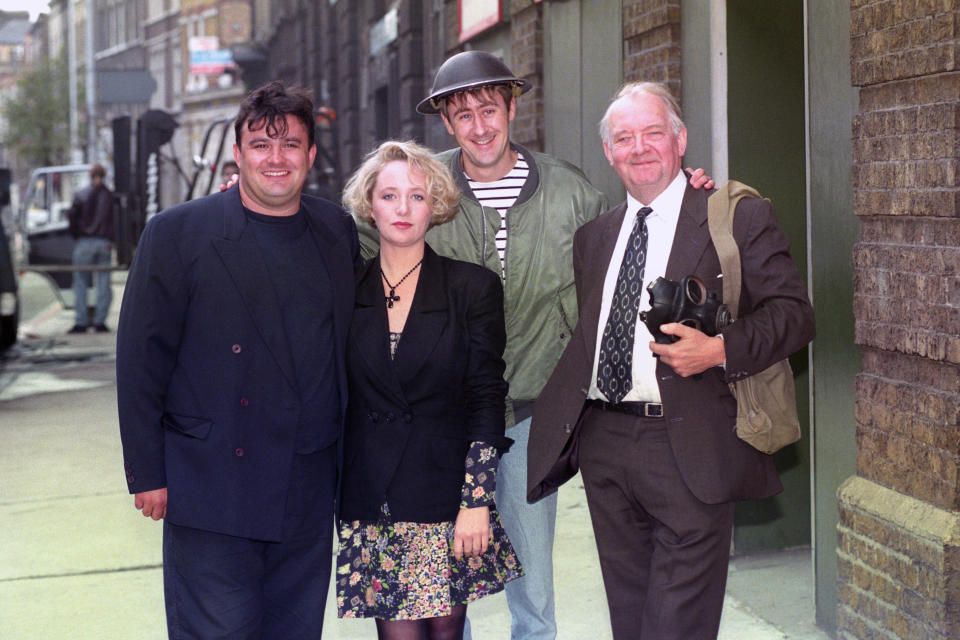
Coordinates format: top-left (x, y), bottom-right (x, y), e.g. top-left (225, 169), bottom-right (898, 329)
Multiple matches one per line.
top-left (0, 0), bottom-right (49, 22)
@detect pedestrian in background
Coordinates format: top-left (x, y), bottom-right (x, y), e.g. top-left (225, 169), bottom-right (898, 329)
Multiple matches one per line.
top-left (67, 163), bottom-right (114, 333)
top-left (117, 81), bottom-right (360, 638)
top-left (337, 139), bottom-right (522, 639)
top-left (528, 81), bottom-right (815, 640)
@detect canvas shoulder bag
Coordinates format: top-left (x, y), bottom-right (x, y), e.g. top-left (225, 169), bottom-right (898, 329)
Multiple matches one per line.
top-left (706, 181), bottom-right (802, 454)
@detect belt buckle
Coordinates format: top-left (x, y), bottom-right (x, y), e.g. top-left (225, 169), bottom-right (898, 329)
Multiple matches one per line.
top-left (644, 403), bottom-right (663, 418)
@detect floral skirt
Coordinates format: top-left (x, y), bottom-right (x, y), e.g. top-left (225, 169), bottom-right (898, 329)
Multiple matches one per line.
top-left (336, 507), bottom-right (523, 620)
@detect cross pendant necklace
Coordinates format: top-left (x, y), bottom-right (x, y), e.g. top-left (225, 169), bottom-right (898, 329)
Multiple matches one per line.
top-left (380, 259), bottom-right (423, 309)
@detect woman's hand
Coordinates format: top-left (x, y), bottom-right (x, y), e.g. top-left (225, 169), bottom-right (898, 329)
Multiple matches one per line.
top-left (452, 506), bottom-right (491, 561)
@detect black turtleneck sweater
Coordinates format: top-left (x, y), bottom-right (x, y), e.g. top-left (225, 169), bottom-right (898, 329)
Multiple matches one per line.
top-left (245, 206), bottom-right (339, 453)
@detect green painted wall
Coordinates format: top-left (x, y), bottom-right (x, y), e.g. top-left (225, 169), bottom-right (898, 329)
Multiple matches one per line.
top-left (806, 2), bottom-right (859, 634)
top-left (543, 0), bottom-right (623, 204)
top-left (679, 2), bottom-right (713, 174)
top-left (726, 0), bottom-right (811, 552)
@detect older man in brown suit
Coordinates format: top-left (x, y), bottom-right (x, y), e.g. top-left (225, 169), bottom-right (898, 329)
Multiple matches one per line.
top-left (527, 82), bottom-right (814, 640)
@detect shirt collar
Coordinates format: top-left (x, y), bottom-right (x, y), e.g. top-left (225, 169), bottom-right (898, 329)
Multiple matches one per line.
top-left (625, 171), bottom-right (687, 224)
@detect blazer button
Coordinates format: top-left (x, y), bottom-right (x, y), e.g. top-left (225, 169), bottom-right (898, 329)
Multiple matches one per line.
top-left (385, 412), bottom-right (396, 422)
top-left (232, 344), bottom-right (242, 354)
top-left (126, 474), bottom-right (135, 484)
top-left (369, 411), bottom-right (380, 423)
top-left (235, 448), bottom-right (244, 457)
top-left (402, 412), bottom-right (412, 423)
top-left (240, 397), bottom-right (249, 407)
top-left (564, 424), bottom-right (572, 434)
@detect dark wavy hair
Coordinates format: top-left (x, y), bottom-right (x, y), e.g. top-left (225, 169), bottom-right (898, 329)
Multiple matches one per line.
top-left (234, 81), bottom-right (315, 149)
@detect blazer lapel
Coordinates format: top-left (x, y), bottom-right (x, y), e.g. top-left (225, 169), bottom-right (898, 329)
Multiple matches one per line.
top-left (394, 245), bottom-right (449, 387)
top-left (665, 184), bottom-right (712, 280)
top-left (352, 257), bottom-right (407, 404)
top-left (211, 189), bottom-right (297, 390)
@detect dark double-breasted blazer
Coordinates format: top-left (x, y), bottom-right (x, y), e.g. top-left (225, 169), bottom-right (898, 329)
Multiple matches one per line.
top-left (527, 182), bottom-right (815, 505)
top-left (116, 187), bottom-right (360, 541)
top-left (339, 244), bottom-right (509, 524)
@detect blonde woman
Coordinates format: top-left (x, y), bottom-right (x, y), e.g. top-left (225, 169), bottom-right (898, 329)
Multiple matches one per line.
top-left (337, 140), bottom-right (522, 639)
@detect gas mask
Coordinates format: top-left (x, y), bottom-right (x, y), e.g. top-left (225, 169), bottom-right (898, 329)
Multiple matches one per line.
top-left (639, 276), bottom-right (733, 344)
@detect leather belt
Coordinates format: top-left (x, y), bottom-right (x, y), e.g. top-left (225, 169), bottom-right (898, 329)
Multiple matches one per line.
top-left (588, 398), bottom-right (664, 418)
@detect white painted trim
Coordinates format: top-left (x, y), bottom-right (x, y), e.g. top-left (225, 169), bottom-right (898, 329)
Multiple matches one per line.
top-left (801, 0), bottom-right (819, 603)
top-left (709, 1), bottom-right (728, 185)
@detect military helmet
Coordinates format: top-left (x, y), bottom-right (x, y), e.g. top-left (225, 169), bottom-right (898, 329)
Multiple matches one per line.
top-left (416, 50), bottom-right (530, 115)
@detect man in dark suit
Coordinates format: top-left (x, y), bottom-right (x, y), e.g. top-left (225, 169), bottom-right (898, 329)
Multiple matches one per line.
top-left (117, 81), bottom-right (360, 638)
top-left (527, 82), bottom-right (815, 639)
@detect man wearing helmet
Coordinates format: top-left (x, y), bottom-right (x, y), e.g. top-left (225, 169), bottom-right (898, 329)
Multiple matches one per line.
top-left (358, 51), bottom-right (710, 640)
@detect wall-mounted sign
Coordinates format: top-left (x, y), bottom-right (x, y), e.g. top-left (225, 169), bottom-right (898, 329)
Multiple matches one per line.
top-left (459, 0), bottom-right (502, 43)
top-left (188, 36), bottom-right (234, 75)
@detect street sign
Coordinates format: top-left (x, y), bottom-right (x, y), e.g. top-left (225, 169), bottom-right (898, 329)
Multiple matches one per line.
top-left (189, 49), bottom-right (235, 75)
top-left (189, 36), bottom-right (235, 76)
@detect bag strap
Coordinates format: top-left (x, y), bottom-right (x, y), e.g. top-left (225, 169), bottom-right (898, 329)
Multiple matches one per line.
top-left (706, 181), bottom-right (764, 320)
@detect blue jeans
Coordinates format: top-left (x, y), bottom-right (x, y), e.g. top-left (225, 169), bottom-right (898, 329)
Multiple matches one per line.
top-left (467, 417), bottom-right (558, 640)
top-left (71, 237), bottom-right (112, 326)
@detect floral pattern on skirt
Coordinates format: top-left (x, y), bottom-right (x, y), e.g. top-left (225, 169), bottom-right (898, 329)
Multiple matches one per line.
top-left (336, 442), bottom-right (523, 620)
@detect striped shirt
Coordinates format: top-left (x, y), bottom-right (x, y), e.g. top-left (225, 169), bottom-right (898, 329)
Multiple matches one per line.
top-left (466, 153), bottom-right (530, 277)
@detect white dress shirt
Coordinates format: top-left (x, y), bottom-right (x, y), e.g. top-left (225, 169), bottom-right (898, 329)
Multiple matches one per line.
top-left (587, 171), bottom-right (688, 403)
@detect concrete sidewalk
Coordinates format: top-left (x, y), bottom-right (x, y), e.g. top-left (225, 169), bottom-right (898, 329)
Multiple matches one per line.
top-left (0, 276), bottom-right (832, 639)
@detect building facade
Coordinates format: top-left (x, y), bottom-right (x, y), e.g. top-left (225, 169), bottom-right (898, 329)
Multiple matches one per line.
top-left (4, 3), bottom-right (957, 635)
top-left (837, 3), bottom-right (959, 638)
top-left (0, 11), bottom-right (32, 167)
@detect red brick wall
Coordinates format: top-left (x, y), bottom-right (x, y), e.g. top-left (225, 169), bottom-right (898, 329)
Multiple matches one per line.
top-left (509, 0), bottom-right (543, 151)
top-left (622, 0), bottom-right (682, 100)
top-left (850, 4), bottom-right (960, 506)
top-left (839, 0), bottom-right (960, 638)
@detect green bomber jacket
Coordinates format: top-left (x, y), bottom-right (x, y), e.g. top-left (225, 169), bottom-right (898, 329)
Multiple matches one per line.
top-left (357, 142), bottom-right (607, 422)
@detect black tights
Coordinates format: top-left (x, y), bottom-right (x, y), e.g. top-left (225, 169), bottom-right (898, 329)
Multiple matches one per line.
top-left (374, 605), bottom-right (467, 640)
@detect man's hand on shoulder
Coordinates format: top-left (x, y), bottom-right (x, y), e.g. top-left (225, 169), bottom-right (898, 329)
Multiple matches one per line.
top-left (219, 173), bottom-right (239, 192)
top-left (134, 488), bottom-right (168, 520)
top-left (649, 323), bottom-right (725, 377)
top-left (686, 168), bottom-right (715, 190)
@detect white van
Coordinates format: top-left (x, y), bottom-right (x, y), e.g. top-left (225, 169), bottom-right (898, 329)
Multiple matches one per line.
top-left (18, 164), bottom-right (93, 289)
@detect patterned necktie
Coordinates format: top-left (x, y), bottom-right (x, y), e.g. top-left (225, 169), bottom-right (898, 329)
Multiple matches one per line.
top-left (596, 206), bottom-right (652, 403)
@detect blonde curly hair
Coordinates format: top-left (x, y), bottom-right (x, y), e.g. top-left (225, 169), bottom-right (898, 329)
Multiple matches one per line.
top-left (342, 140), bottom-right (460, 228)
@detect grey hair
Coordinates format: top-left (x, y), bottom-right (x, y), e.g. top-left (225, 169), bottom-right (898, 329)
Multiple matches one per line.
top-left (598, 82), bottom-right (685, 145)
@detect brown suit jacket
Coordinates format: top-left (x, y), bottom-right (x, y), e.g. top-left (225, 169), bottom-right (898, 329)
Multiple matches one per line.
top-left (527, 182), bottom-right (814, 505)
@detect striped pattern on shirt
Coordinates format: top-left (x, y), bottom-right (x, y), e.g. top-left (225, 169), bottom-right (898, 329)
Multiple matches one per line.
top-left (466, 152), bottom-right (530, 277)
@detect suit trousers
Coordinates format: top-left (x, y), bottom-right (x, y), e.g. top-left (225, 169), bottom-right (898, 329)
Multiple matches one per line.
top-left (162, 446), bottom-right (336, 640)
top-left (578, 407), bottom-right (734, 640)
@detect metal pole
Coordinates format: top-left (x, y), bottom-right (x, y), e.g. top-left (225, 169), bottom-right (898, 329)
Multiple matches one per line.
top-left (67, 0), bottom-right (80, 163)
top-left (85, 0), bottom-right (97, 163)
